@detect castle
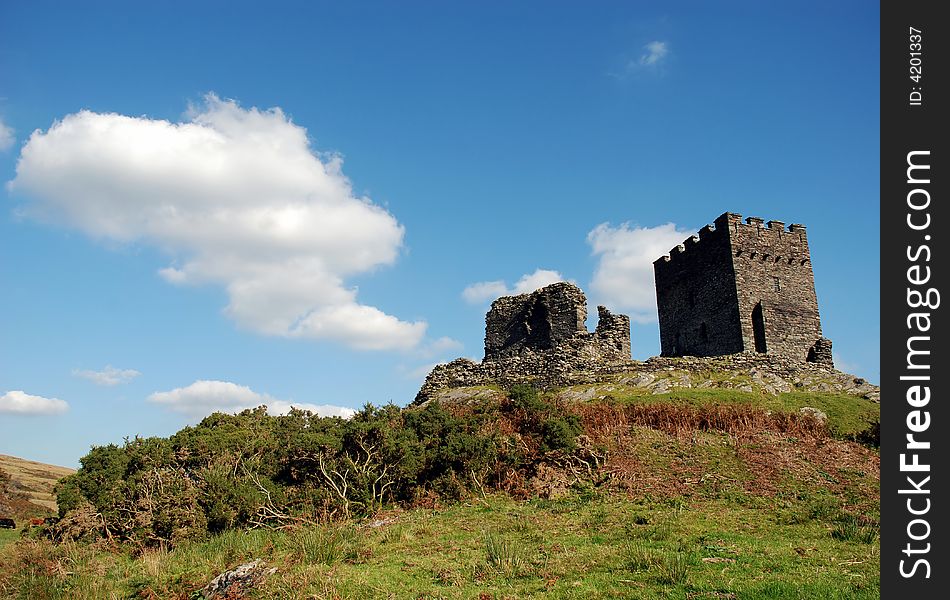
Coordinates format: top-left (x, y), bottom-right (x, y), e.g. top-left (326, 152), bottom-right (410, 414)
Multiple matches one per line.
top-left (654, 212), bottom-right (832, 366)
top-left (415, 211), bottom-right (836, 403)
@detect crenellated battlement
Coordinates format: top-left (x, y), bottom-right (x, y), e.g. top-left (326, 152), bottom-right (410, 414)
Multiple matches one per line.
top-left (655, 212), bottom-right (811, 275)
top-left (654, 217), bottom-right (728, 273)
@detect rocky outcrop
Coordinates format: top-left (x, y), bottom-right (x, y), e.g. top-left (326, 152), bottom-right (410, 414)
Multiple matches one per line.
top-left (416, 353), bottom-right (879, 406)
top-left (203, 560), bottom-right (277, 599)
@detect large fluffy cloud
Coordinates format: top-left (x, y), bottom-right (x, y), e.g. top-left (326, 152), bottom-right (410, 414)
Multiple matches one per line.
top-left (0, 390), bottom-right (69, 415)
top-left (587, 222), bottom-right (693, 323)
top-left (148, 380), bottom-right (355, 420)
top-left (9, 95), bottom-right (425, 351)
top-left (462, 269), bottom-right (567, 304)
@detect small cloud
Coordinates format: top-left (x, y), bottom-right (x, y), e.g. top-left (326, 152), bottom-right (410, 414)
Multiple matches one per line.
top-left (832, 353), bottom-right (860, 374)
top-left (462, 269), bottom-right (568, 304)
top-left (410, 336), bottom-right (465, 364)
top-left (0, 118), bottom-right (14, 152)
top-left (611, 40), bottom-right (671, 79)
top-left (587, 221), bottom-right (694, 323)
top-left (0, 390), bottom-right (69, 415)
top-left (147, 380), bottom-right (355, 420)
top-left (73, 365), bottom-right (141, 386)
top-left (405, 362), bottom-right (445, 380)
top-left (511, 270), bottom-right (566, 294)
top-left (266, 400), bottom-right (356, 419)
top-left (461, 280), bottom-right (508, 304)
top-left (424, 336), bottom-right (463, 354)
top-left (639, 41), bottom-right (669, 66)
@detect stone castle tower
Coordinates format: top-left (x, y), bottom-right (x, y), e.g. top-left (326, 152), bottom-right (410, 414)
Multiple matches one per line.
top-left (653, 212), bottom-right (833, 365)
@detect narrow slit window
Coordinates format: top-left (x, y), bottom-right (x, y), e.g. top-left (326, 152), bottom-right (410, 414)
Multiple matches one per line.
top-left (772, 277), bottom-right (781, 292)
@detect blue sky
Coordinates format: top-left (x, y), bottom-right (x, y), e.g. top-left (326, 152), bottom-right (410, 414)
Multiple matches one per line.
top-left (0, 1), bottom-right (879, 467)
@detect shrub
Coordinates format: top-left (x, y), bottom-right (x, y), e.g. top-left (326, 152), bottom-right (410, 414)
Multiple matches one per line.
top-left (504, 385), bottom-right (583, 452)
top-left (850, 419), bottom-right (880, 448)
top-left (53, 393), bottom-right (590, 547)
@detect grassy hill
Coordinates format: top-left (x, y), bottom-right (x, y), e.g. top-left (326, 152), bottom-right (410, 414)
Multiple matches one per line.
top-left (0, 381), bottom-right (879, 599)
top-left (0, 454), bottom-right (75, 517)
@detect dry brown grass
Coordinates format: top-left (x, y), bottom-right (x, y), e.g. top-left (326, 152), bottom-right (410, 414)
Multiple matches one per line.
top-left (572, 401), bottom-right (879, 508)
top-left (0, 454), bottom-right (75, 515)
top-left (575, 401), bottom-right (828, 441)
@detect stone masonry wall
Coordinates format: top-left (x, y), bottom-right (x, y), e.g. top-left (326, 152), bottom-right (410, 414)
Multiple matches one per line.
top-left (484, 283), bottom-right (589, 359)
top-left (654, 212), bottom-right (832, 366)
top-left (654, 215), bottom-right (744, 357)
top-left (724, 213), bottom-right (826, 363)
top-left (415, 282), bottom-right (631, 403)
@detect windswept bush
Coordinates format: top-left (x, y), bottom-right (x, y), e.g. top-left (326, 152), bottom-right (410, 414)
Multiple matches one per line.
top-left (53, 391), bottom-right (587, 547)
top-left (504, 384), bottom-right (583, 452)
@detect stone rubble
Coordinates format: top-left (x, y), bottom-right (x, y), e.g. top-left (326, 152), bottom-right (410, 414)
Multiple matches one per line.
top-left (416, 352), bottom-right (879, 405)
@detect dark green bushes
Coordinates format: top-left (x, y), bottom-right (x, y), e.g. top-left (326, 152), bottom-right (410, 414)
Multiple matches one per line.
top-left (53, 388), bottom-right (584, 547)
top-left (505, 384), bottom-right (582, 452)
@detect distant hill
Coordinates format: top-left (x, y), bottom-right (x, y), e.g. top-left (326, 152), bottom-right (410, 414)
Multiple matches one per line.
top-left (0, 454), bottom-right (75, 519)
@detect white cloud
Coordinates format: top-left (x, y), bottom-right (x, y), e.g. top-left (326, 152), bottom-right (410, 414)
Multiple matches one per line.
top-left (639, 41), bottom-right (669, 66)
top-left (587, 221), bottom-right (693, 323)
top-left (266, 400), bottom-right (356, 419)
top-left (832, 353), bottom-right (860, 374)
top-left (0, 390), bottom-right (69, 415)
top-left (9, 94), bottom-right (425, 351)
top-left (73, 365), bottom-right (141, 386)
top-left (406, 362), bottom-right (445, 380)
top-left (423, 336), bottom-right (463, 354)
top-left (462, 269), bottom-right (567, 304)
top-left (0, 118), bottom-right (13, 152)
top-left (611, 41), bottom-right (670, 78)
top-left (147, 380), bottom-right (356, 419)
top-left (461, 280), bottom-right (508, 304)
top-left (511, 269), bottom-right (566, 294)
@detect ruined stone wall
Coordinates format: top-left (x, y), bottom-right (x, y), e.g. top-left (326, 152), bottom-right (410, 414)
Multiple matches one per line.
top-left (594, 306), bottom-right (632, 358)
top-left (484, 283), bottom-right (630, 363)
top-left (653, 214), bottom-right (744, 357)
top-left (654, 212), bottom-right (831, 366)
top-left (484, 283), bottom-right (588, 359)
top-left (724, 213), bottom-right (826, 363)
top-left (414, 283), bottom-right (632, 403)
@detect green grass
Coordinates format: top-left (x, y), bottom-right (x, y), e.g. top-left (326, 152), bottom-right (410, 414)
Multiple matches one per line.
top-left (0, 529), bottom-right (18, 552)
top-left (0, 389), bottom-right (879, 598)
top-left (0, 493), bottom-right (880, 599)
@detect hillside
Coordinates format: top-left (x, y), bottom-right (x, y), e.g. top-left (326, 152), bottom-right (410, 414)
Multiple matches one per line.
top-left (0, 372), bottom-right (879, 599)
top-left (0, 454), bottom-right (75, 519)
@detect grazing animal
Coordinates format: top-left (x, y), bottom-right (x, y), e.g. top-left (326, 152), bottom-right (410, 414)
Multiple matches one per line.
top-left (0, 517), bottom-right (15, 529)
